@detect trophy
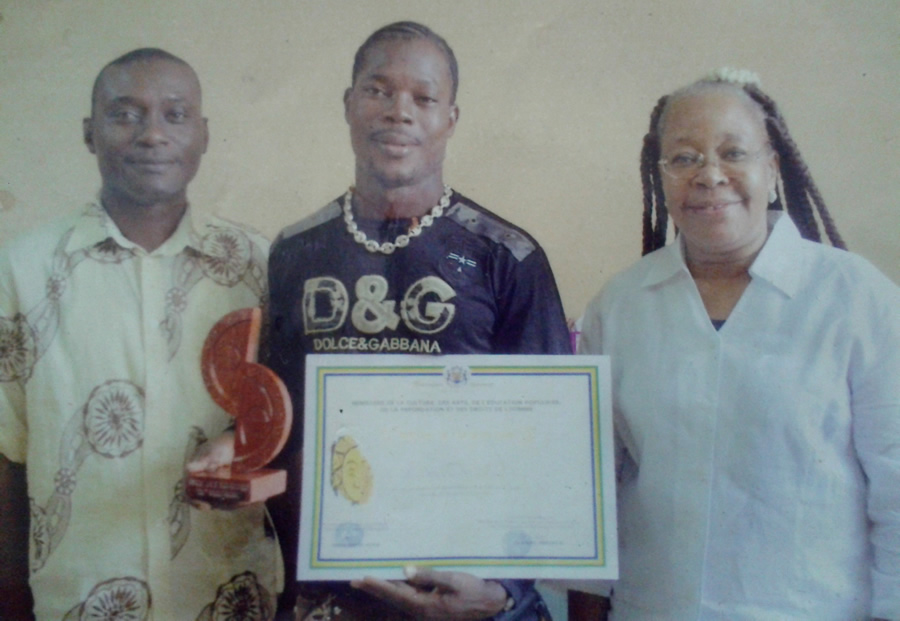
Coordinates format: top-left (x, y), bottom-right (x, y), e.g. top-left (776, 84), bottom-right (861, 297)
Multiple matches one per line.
top-left (187, 307), bottom-right (292, 504)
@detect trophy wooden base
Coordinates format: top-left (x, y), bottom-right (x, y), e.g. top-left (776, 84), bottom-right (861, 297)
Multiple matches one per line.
top-left (186, 467), bottom-right (287, 504)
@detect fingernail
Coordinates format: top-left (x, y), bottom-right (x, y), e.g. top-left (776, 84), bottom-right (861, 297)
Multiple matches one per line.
top-left (404, 565), bottom-right (417, 579)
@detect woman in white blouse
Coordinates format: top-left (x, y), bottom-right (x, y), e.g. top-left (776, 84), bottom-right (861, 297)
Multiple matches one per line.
top-left (579, 70), bottom-right (899, 621)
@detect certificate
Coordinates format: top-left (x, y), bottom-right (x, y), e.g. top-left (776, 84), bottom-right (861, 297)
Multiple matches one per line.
top-left (298, 354), bottom-right (617, 581)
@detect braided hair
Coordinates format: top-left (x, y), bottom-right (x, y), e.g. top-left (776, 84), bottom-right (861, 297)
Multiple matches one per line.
top-left (640, 73), bottom-right (846, 255)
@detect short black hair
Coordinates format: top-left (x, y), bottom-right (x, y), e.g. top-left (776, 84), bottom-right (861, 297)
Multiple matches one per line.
top-left (352, 21), bottom-right (459, 103)
top-left (90, 48), bottom-right (195, 115)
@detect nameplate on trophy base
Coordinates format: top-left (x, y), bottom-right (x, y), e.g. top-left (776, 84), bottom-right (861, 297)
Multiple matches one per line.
top-left (187, 467), bottom-right (287, 504)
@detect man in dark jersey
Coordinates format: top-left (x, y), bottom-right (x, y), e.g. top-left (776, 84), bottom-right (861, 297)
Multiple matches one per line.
top-left (267, 21), bottom-right (570, 621)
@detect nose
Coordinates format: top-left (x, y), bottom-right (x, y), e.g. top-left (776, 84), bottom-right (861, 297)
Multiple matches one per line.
top-left (384, 92), bottom-right (413, 124)
top-left (691, 157), bottom-right (728, 187)
top-left (136, 114), bottom-right (170, 146)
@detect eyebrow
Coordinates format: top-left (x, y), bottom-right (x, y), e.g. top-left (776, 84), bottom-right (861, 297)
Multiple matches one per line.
top-left (104, 94), bottom-right (192, 107)
top-left (363, 73), bottom-right (439, 89)
top-left (668, 132), bottom-right (751, 145)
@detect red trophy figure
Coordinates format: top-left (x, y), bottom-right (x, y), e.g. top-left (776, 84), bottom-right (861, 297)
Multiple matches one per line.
top-left (187, 307), bottom-right (292, 503)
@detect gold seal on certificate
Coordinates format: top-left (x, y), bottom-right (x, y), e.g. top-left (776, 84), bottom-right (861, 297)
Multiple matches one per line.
top-left (187, 307), bottom-right (293, 504)
top-left (331, 435), bottom-right (373, 504)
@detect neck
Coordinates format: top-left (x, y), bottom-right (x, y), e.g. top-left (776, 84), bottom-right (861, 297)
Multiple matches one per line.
top-left (685, 253), bottom-right (755, 280)
top-left (683, 232), bottom-right (768, 280)
top-left (352, 176), bottom-right (446, 220)
top-left (685, 249), bottom-right (758, 322)
top-left (101, 192), bottom-right (187, 252)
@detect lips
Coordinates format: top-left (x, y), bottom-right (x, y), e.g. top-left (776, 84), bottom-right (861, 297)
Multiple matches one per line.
top-left (370, 130), bottom-right (419, 155)
top-left (371, 129), bottom-right (417, 144)
top-left (684, 200), bottom-right (739, 213)
top-left (126, 158), bottom-right (177, 174)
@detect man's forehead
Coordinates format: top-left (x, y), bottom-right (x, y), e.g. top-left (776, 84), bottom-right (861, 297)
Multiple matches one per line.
top-left (97, 59), bottom-right (200, 98)
top-left (357, 38), bottom-right (452, 84)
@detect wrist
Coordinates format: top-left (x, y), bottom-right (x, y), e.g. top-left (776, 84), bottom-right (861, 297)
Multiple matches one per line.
top-left (486, 580), bottom-right (514, 616)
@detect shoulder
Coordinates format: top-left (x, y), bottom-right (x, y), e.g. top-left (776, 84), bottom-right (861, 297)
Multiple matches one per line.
top-left (803, 238), bottom-right (886, 279)
top-left (580, 251), bottom-right (667, 354)
top-left (590, 248), bottom-right (673, 311)
top-left (197, 212), bottom-right (270, 253)
top-left (1, 210), bottom-right (83, 264)
top-left (799, 239), bottom-right (900, 310)
top-left (3, 209), bottom-right (83, 249)
top-left (272, 199), bottom-right (343, 249)
top-left (758, 213), bottom-right (896, 304)
top-left (0, 211), bottom-right (85, 308)
top-left (443, 191), bottom-right (539, 262)
top-left (581, 247), bottom-right (684, 351)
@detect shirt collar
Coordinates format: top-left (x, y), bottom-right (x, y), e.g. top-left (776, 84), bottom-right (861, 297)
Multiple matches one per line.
top-left (642, 234), bottom-right (692, 289)
top-left (66, 200), bottom-right (206, 257)
top-left (747, 211), bottom-right (806, 297)
top-left (641, 211), bottom-right (806, 297)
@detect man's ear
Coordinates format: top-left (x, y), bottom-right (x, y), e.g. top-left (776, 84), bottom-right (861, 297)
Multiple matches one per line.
top-left (446, 104), bottom-right (459, 137)
top-left (201, 117), bottom-right (210, 154)
top-left (343, 87), bottom-right (353, 123)
top-left (83, 118), bottom-right (96, 154)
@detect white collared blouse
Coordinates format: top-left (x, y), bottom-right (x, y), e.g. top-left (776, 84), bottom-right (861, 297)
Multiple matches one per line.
top-left (580, 212), bottom-right (900, 620)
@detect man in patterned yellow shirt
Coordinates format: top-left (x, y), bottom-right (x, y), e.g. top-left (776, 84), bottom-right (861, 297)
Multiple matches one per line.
top-left (0, 48), bottom-right (280, 619)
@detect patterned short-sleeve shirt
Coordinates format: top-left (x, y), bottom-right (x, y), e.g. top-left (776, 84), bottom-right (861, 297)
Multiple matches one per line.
top-left (0, 202), bottom-right (280, 619)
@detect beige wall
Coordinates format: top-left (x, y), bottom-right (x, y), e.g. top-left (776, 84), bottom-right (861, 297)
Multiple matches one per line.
top-left (1, 0), bottom-right (897, 317)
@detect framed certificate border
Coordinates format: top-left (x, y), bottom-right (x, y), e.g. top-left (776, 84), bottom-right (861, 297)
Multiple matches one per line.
top-left (298, 354), bottom-right (617, 581)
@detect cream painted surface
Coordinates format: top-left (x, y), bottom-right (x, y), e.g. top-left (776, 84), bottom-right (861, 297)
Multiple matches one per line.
top-left (1, 0), bottom-right (897, 317)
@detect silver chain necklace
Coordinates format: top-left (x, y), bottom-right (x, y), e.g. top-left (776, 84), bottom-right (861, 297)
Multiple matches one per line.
top-left (342, 184), bottom-right (452, 254)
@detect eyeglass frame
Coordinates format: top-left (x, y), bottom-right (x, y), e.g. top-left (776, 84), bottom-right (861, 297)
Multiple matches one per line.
top-left (658, 145), bottom-right (773, 180)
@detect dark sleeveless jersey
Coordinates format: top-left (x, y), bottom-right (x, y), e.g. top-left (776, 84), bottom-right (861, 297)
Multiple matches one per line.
top-left (266, 190), bottom-right (569, 618)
